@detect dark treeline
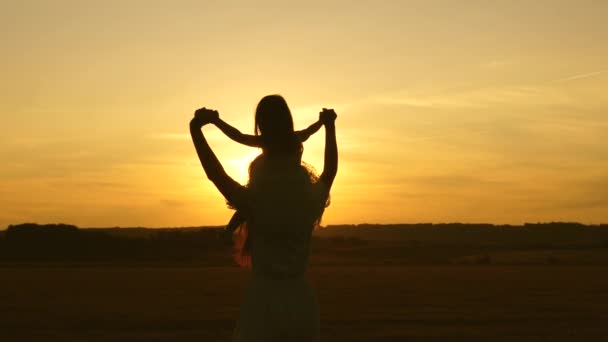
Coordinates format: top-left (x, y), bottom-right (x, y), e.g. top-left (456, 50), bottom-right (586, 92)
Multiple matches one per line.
top-left (1, 222), bottom-right (607, 265)
top-left (0, 223), bottom-right (232, 264)
top-left (318, 222), bottom-right (608, 246)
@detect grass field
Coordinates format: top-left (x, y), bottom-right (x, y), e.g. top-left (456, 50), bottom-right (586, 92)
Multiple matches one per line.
top-left (1, 265), bottom-right (607, 341)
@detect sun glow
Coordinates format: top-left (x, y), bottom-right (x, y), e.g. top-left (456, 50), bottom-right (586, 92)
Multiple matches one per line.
top-left (1, 1), bottom-right (607, 227)
top-left (226, 149), bottom-right (263, 184)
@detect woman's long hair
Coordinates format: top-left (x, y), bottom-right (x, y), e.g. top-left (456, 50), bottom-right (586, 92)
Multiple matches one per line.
top-left (233, 157), bottom-right (329, 267)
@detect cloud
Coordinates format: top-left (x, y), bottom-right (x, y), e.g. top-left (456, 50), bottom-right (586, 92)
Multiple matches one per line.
top-left (411, 175), bottom-right (513, 188)
top-left (160, 199), bottom-right (186, 207)
top-left (366, 66), bottom-right (608, 113)
top-left (480, 60), bottom-right (513, 69)
top-left (556, 198), bottom-right (608, 211)
top-left (529, 176), bottom-right (608, 213)
top-left (370, 96), bottom-right (434, 108)
top-left (550, 70), bottom-right (608, 83)
top-left (152, 133), bottom-right (192, 141)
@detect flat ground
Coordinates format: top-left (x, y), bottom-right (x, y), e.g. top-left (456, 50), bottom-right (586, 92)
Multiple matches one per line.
top-left (1, 265), bottom-right (607, 341)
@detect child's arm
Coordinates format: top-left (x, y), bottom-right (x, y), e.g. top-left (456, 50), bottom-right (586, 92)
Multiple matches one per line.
top-left (295, 118), bottom-right (323, 142)
top-left (214, 117), bottom-right (262, 147)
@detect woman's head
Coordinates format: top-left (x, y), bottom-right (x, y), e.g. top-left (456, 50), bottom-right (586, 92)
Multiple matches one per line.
top-left (254, 94), bottom-right (301, 157)
top-left (247, 156), bottom-right (329, 230)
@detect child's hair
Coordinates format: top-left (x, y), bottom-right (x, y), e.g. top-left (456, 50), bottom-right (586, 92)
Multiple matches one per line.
top-left (254, 94), bottom-right (303, 158)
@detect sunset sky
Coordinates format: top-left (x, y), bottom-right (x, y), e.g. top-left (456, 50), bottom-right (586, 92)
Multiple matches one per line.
top-left (1, 1), bottom-right (607, 228)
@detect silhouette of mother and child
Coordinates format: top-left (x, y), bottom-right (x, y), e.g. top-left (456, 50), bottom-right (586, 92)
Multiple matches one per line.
top-left (189, 94), bottom-right (338, 341)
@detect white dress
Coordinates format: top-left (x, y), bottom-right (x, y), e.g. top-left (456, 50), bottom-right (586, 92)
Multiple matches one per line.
top-left (231, 274), bottom-right (320, 342)
top-left (230, 163), bottom-right (328, 342)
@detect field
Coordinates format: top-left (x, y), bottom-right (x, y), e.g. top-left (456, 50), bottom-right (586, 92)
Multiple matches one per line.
top-left (1, 265), bottom-right (607, 341)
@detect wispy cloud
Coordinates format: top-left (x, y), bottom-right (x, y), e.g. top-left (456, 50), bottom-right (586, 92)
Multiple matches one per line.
top-left (160, 199), bottom-right (186, 207)
top-left (152, 133), bottom-right (192, 141)
top-left (368, 68), bottom-right (608, 111)
top-left (550, 70), bottom-right (608, 83)
top-left (370, 96), bottom-right (434, 107)
top-left (480, 60), bottom-right (513, 69)
top-left (369, 86), bottom-right (545, 109)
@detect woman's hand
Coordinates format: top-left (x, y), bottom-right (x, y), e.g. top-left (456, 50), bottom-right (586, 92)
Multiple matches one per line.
top-left (319, 108), bottom-right (338, 188)
top-left (189, 106), bottom-right (245, 207)
top-left (191, 107), bottom-right (219, 128)
top-left (320, 108), bottom-right (337, 125)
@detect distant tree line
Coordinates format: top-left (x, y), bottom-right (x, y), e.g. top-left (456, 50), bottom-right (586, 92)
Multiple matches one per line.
top-left (0, 223), bottom-right (232, 264)
top-left (318, 222), bottom-right (608, 247)
top-left (1, 222), bottom-right (607, 264)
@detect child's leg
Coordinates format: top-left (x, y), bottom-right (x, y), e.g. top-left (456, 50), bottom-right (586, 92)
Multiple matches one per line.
top-left (219, 211), bottom-right (246, 245)
top-left (226, 211), bottom-right (246, 233)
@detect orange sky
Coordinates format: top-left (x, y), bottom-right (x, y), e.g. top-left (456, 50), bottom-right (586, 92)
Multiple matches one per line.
top-left (1, 1), bottom-right (607, 227)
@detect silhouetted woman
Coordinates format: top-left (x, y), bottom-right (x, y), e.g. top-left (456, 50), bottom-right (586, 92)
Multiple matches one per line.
top-left (211, 97), bottom-right (324, 243)
top-left (189, 95), bottom-right (337, 342)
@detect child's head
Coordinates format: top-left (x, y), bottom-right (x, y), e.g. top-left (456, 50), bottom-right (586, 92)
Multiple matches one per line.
top-left (255, 94), bottom-right (294, 137)
top-left (254, 94), bottom-right (302, 158)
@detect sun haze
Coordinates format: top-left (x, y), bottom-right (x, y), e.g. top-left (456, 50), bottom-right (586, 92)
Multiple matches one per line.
top-left (1, 1), bottom-right (607, 227)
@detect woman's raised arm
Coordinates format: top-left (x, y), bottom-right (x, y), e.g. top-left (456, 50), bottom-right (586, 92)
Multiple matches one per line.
top-left (319, 108), bottom-right (338, 189)
top-left (190, 108), bottom-right (247, 207)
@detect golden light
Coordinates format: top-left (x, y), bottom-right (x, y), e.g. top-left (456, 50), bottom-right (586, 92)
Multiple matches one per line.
top-left (225, 149), bottom-right (263, 185)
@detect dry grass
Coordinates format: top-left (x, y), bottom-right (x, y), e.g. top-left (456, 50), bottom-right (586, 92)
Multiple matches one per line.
top-left (1, 265), bottom-right (607, 341)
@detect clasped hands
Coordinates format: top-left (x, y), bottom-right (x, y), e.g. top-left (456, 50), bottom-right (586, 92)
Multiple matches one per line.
top-left (319, 108), bottom-right (337, 125)
top-left (190, 107), bottom-right (219, 128)
top-left (191, 107), bottom-right (337, 128)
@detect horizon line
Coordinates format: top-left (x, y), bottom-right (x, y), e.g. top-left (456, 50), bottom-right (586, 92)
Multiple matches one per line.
top-left (2, 221), bottom-right (607, 231)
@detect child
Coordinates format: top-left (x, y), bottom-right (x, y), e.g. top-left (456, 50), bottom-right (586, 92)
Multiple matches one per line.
top-left (212, 114), bottom-right (324, 243)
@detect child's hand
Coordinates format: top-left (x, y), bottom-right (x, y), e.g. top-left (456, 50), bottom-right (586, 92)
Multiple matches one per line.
top-left (193, 107), bottom-right (219, 126)
top-left (320, 108), bottom-right (337, 125)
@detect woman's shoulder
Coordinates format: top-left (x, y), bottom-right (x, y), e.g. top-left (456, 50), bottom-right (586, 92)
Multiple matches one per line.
top-left (313, 178), bottom-right (330, 194)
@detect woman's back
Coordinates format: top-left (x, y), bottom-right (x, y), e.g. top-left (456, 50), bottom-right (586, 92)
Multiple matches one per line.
top-left (245, 157), bottom-right (328, 278)
top-left (231, 158), bottom-right (327, 341)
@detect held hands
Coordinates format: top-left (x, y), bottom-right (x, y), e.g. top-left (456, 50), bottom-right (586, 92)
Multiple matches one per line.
top-left (191, 107), bottom-right (219, 128)
top-left (319, 108), bottom-right (337, 126)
